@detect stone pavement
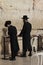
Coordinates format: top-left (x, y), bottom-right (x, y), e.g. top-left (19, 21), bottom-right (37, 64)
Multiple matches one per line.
top-left (0, 51), bottom-right (43, 65)
top-left (0, 42), bottom-right (31, 65)
top-left (0, 41), bottom-right (43, 65)
top-left (0, 54), bottom-right (31, 65)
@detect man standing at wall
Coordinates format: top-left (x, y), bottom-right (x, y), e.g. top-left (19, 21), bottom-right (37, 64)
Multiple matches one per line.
top-left (5, 21), bottom-right (19, 60)
top-left (18, 15), bottom-right (32, 57)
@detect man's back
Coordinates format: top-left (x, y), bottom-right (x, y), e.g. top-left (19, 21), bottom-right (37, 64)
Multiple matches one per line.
top-left (8, 25), bottom-right (17, 37)
top-left (25, 22), bottom-right (32, 33)
top-left (22, 22), bottom-right (32, 36)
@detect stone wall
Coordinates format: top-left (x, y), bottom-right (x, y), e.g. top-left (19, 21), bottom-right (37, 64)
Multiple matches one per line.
top-left (0, 0), bottom-right (43, 41)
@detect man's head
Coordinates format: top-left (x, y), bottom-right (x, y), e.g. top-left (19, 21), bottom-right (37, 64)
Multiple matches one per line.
top-left (22, 15), bottom-right (29, 22)
top-left (5, 20), bottom-right (11, 27)
top-left (22, 15), bottom-right (29, 20)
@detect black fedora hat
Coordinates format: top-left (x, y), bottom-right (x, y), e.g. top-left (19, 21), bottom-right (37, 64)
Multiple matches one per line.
top-left (22, 15), bottom-right (29, 19)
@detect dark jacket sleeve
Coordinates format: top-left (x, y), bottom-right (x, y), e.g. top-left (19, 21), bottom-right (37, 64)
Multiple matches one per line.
top-left (18, 25), bottom-right (25, 37)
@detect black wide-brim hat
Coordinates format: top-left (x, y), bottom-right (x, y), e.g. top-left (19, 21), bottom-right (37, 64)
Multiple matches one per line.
top-left (5, 20), bottom-right (11, 27)
top-left (22, 15), bottom-right (29, 19)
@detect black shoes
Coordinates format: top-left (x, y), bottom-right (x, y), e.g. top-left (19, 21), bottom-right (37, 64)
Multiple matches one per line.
top-left (9, 57), bottom-right (16, 61)
top-left (19, 54), bottom-right (26, 57)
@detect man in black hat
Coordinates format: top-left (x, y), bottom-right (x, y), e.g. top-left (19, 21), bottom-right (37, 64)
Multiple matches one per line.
top-left (18, 15), bottom-right (32, 57)
top-left (5, 20), bottom-right (19, 60)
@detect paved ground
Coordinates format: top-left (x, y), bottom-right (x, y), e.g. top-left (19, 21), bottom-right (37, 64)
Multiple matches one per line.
top-left (0, 50), bottom-right (43, 65)
top-left (0, 54), bottom-right (31, 65)
top-left (0, 43), bottom-right (33, 65)
top-left (0, 52), bottom-right (43, 65)
top-left (0, 41), bottom-right (32, 65)
top-left (0, 39), bottom-right (43, 65)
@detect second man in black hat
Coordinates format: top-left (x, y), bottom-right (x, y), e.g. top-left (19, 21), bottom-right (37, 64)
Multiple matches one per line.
top-left (18, 15), bottom-right (32, 57)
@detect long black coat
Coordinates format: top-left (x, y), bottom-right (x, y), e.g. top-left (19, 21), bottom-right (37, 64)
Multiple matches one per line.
top-left (8, 25), bottom-right (19, 54)
top-left (19, 22), bottom-right (32, 52)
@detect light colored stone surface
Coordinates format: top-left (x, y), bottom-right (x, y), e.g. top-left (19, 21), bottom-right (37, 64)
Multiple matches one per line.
top-left (0, 45), bottom-right (43, 65)
top-left (0, 41), bottom-right (31, 65)
top-left (0, 0), bottom-right (43, 41)
top-left (0, 55), bottom-right (31, 65)
top-left (0, 0), bottom-right (43, 29)
top-left (0, 0), bottom-right (43, 52)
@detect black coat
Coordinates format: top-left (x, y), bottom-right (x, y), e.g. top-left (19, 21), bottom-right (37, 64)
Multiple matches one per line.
top-left (8, 25), bottom-right (19, 53)
top-left (19, 22), bottom-right (32, 51)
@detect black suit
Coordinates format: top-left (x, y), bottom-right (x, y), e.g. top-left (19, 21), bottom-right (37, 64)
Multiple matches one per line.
top-left (8, 25), bottom-right (19, 58)
top-left (19, 21), bottom-right (32, 55)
